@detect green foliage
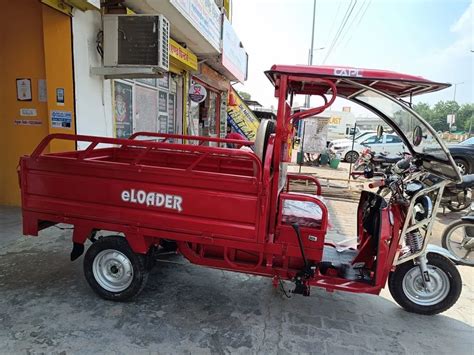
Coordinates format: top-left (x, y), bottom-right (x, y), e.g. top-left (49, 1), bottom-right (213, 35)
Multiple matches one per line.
top-left (237, 91), bottom-right (251, 100)
top-left (413, 100), bottom-right (473, 133)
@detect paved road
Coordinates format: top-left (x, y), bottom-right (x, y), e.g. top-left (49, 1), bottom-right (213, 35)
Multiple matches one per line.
top-left (0, 204), bottom-right (472, 354)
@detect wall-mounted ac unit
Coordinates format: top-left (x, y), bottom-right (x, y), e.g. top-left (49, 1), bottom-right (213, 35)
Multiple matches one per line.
top-left (103, 14), bottom-right (169, 72)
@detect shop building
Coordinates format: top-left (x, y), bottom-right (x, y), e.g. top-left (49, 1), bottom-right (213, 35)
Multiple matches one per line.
top-left (0, 0), bottom-right (248, 205)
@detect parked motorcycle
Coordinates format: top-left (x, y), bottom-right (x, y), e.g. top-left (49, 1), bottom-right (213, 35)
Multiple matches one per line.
top-left (441, 202), bottom-right (474, 266)
top-left (441, 175), bottom-right (474, 212)
top-left (353, 147), bottom-right (409, 173)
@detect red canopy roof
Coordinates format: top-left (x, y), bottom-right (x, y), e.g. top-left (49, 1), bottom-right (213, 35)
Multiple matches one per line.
top-left (265, 65), bottom-right (450, 98)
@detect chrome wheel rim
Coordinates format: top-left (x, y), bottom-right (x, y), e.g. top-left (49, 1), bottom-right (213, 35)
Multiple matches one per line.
top-left (402, 265), bottom-right (450, 306)
top-left (93, 249), bottom-right (133, 292)
top-left (456, 162), bottom-right (467, 175)
top-left (346, 152), bottom-right (358, 163)
top-left (446, 223), bottom-right (474, 265)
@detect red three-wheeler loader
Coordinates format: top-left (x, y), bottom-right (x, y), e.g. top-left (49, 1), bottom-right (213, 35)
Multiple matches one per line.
top-left (19, 65), bottom-right (463, 315)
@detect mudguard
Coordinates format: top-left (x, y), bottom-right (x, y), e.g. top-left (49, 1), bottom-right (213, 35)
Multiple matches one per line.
top-left (461, 215), bottom-right (474, 222)
top-left (426, 244), bottom-right (461, 264)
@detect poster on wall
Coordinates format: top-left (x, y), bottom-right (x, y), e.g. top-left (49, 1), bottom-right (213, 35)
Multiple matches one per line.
top-left (16, 79), bottom-right (32, 101)
top-left (135, 85), bottom-right (158, 133)
top-left (302, 117), bottom-right (329, 153)
top-left (227, 87), bottom-right (259, 140)
top-left (158, 74), bottom-right (169, 89)
top-left (50, 110), bottom-right (72, 128)
top-left (114, 81), bottom-right (133, 138)
top-left (158, 115), bottom-right (168, 133)
top-left (38, 79), bottom-right (47, 102)
top-left (220, 92), bottom-right (228, 140)
top-left (168, 94), bottom-right (176, 134)
top-left (158, 91), bottom-right (168, 112)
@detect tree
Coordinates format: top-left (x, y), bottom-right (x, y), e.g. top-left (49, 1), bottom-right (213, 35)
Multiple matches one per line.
top-left (457, 104), bottom-right (474, 132)
top-left (237, 91), bottom-right (251, 100)
top-left (431, 100), bottom-right (460, 132)
top-left (413, 100), bottom-right (470, 132)
top-left (413, 102), bottom-right (432, 121)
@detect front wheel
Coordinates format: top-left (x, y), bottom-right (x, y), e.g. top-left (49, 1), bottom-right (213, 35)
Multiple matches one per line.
top-left (442, 220), bottom-right (474, 266)
top-left (83, 236), bottom-right (149, 301)
top-left (388, 253), bottom-right (462, 315)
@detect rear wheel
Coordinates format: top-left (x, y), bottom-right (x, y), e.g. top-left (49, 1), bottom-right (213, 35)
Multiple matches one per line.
top-left (345, 151), bottom-right (359, 163)
top-left (388, 253), bottom-right (462, 315)
top-left (84, 236), bottom-right (149, 301)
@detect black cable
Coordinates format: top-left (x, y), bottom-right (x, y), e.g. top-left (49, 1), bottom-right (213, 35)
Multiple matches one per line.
top-left (54, 225), bottom-right (74, 230)
top-left (291, 223), bottom-right (308, 268)
top-left (278, 276), bottom-right (292, 298)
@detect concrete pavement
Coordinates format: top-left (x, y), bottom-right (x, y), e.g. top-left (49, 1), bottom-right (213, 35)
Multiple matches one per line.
top-left (0, 203), bottom-right (473, 354)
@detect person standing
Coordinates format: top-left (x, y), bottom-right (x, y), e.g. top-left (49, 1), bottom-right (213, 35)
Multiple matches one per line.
top-left (226, 126), bottom-right (247, 148)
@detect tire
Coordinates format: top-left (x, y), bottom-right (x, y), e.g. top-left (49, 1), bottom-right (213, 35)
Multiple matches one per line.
top-left (441, 219), bottom-right (474, 266)
top-left (446, 200), bottom-right (471, 212)
top-left (454, 158), bottom-right (469, 175)
top-left (345, 151), bottom-right (359, 163)
top-left (83, 236), bottom-right (149, 301)
top-left (388, 253), bottom-right (462, 315)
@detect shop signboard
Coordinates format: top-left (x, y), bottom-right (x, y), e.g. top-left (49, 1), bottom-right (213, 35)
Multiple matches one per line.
top-left (170, 0), bottom-right (221, 51)
top-left (189, 83), bottom-right (207, 103)
top-left (170, 39), bottom-right (198, 71)
top-left (227, 87), bottom-right (259, 141)
top-left (222, 17), bottom-right (248, 83)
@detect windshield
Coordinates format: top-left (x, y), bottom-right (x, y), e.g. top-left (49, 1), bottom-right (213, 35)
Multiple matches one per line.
top-left (355, 90), bottom-right (450, 160)
top-left (461, 137), bottom-right (474, 145)
top-left (352, 89), bottom-right (460, 181)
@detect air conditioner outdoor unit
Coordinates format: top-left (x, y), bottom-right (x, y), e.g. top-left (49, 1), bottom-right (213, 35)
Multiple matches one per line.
top-left (103, 14), bottom-right (170, 71)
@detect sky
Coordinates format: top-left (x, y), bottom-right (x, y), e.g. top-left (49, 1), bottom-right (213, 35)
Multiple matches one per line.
top-left (231, 0), bottom-right (473, 113)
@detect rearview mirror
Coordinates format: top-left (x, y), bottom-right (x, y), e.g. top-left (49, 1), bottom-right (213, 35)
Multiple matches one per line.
top-left (413, 126), bottom-right (423, 146)
top-left (376, 125), bottom-right (384, 139)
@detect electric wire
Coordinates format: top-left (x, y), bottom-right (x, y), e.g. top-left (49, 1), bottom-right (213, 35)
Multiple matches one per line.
top-left (322, 0), bottom-right (358, 64)
top-left (335, 0), bottom-right (367, 54)
top-left (322, 0), bottom-right (355, 63)
top-left (323, 0), bottom-right (343, 57)
top-left (340, 0), bottom-right (372, 52)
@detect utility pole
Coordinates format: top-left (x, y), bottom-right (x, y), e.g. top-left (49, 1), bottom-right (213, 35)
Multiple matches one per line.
top-left (453, 82), bottom-right (464, 102)
top-left (305, 0), bottom-right (317, 109)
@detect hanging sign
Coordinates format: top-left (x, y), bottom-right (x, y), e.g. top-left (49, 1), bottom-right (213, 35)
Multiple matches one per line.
top-left (227, 87), bottom-right (259, 140)
top-left (189, 83), bottom-right (207, 103)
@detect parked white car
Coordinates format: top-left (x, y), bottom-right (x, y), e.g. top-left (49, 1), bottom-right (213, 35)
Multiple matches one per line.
top-left (330, 133), bottom-right (405, 163)
top-left (328, 131), bottom-right (375, 149)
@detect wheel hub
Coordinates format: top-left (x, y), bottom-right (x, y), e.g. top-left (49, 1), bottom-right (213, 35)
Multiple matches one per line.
top-left (93, 249), bottom-right (134, 292)
top-left (402, 265), bottom-right (450, 306)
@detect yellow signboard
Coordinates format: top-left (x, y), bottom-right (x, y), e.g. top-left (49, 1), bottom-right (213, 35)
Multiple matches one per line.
top-left (227, 87), bottom-right (259, 140)
top-left (169, 39), bottom-right (198, 72)
top-left (328, 116), bottom-right (341, 125)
